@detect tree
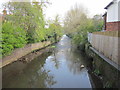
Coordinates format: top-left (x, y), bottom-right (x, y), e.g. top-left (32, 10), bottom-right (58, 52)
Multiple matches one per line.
top-left (92, 14), bottom-right (104, 31)
top-left (2, 21), bottom-right (27, 56)
top-left (4, 0), bottom-right (49, 43)
top-left (64, 4), bottom-right (88, 34)
top-left (63, 4), bottom-right (103, 50)
top-left (2, 0), bottom-right (52, 56)
top-left (47, 15), bottom-right (63, 42)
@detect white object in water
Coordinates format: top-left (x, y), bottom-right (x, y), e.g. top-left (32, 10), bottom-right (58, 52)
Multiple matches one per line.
top-left (80, 65), bottom-right (84, 68)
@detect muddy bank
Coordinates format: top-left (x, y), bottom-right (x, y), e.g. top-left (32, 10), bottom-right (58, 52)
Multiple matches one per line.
top-left (85, 43), bottom-right (120, 88)
top-left (1, 41), bottom-right (52, 68)
top-left (18, 46), bottom-right (53, 63)
top-left (2, 45), bottom-right (54, 78)
top-left (2, 51), bottom-right (53, 88)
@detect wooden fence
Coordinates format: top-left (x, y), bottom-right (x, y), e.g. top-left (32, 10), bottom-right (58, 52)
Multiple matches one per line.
top-left (88, 31), bottom-right (120, 66)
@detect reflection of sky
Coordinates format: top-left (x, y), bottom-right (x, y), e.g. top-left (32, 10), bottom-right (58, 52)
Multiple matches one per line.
top-left (45, 56), bottom-right (91, 88)
top-left (44, 35), bottom-right (92, 88)
top-left (2, 53), bottom-right (57, 88)
top-left (3, 35), bottom-right (92, 88)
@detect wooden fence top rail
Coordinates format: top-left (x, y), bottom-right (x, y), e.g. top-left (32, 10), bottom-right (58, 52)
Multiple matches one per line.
top-left (92, 31), bottom-right (120, 37)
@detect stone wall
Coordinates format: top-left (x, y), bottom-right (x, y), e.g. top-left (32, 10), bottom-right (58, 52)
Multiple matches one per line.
top-left (0, 41), bottom-right (51, 68)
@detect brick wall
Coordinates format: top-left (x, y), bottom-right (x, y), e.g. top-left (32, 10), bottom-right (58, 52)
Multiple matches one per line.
top-left (106, 21), bottom-right (120, 31)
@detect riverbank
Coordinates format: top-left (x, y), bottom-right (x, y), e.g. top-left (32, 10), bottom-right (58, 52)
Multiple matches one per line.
top-left (1, 41), bottom-right (54, 68)
top-left (85, 43), bottom-right (120, 88)
top-left (18, 46), bottom-right (53, 63)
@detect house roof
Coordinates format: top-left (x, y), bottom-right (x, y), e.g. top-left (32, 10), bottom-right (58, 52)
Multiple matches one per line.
top-left (102, 12), bottom-right (107, 17)
top-left (104, 1), bottom-right (114, 9)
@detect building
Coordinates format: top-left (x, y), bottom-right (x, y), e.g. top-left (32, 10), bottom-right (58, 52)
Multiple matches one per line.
top-left (88, 0), bottom-right (120, 71)
top-left (103, 0), bottom-right (120, 31)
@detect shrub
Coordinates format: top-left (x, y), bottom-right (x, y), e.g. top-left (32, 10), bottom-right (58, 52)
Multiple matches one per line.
top-left (2, 22), bottom-right (27, 56)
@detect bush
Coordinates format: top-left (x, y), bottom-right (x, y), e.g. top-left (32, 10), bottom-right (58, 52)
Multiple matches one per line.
top-left (2, 22), bottom-right (27, 56)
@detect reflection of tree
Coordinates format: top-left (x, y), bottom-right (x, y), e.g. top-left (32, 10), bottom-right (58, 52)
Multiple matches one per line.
top-left (65, 49), bottom-right (87, 75)
top-left (53, 58), bottom-right (60, 69)
top-left (52, 54), bottom-right (60, 69)
top-left (3, 53), bottom-right (57, 88)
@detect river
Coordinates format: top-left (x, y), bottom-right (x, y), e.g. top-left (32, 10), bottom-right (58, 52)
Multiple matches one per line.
top-left (2, 35), bottom-right (94, 88)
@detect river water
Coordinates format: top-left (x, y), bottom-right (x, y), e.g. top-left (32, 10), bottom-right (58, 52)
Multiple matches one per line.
top-left (2, 35), bottom-right (93, 88)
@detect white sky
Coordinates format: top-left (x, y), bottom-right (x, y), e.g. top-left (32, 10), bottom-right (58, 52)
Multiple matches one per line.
top-left (44, 0), bottom-right (112, 20)
top-left (0, 0), bottom-right (112, 20)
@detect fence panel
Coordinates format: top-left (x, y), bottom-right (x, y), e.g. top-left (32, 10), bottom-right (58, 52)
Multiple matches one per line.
top-left (88, 31), bottom-right (119, 65)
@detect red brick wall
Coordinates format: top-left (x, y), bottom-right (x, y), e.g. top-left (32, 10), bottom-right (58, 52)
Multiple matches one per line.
top-left (106, 21), bottom-right (120, 31)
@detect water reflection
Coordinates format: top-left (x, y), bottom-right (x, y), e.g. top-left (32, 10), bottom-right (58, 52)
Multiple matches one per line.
top-left (3, 35), bottom-right (92, 88)
top-left (43, 35), bottom-right (92, 88)
top-left (2, 53), bottom-right (56, 88)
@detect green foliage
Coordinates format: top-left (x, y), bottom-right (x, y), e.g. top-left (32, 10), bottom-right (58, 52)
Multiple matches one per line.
top-left (51, 45), bottom-right (56, 48)
top-left (2, 22), bottom-right (27, 56)
top-left (46, 15), bottom-right (63, 42)
top-left (4, 1), bottom-right (63, 43)
top-left (2, 1), bottom-right (63, 56)
top-left (4, 1), bottom-right (47, 43)
top-left (94, 69), bottom-right (101, 75)
top-left (64, 4), bottom-right (103, 50)
top-left (71, 18), bottom-right (94, 48)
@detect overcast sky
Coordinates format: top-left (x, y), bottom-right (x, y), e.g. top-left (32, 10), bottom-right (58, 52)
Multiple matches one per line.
top-left (44, 0), bottom-right (112, 20)
top-left (0, 0), bottom-right (112, 20)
